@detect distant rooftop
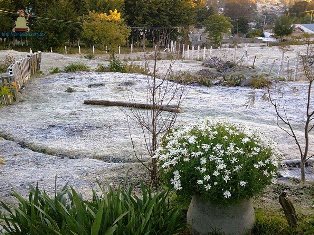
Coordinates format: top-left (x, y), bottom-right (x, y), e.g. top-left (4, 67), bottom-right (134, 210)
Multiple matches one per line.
top-left (294, 24), bottom-right (314, 34)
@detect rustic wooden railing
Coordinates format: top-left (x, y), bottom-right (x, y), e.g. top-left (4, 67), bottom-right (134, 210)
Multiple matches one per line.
top-left (0, 52), bottom-right (41, 105)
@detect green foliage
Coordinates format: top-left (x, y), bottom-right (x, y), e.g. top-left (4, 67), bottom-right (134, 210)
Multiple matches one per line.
top-left (204, 14), bottom-right (233, 47)
top-left (64, 63), bottom-right (90, 72)
top-left (109, 59), bottom-right (126, 72)
top-left (95, 64), bottom-right (109, 72)
top-left (82, 11), bottom-right (130, 56)
top-left (84, 54), bottom-right (95, 60)
top-left (49, 67), bottom-right (62, 74)
top-left (250, 75), bottom-right (271, 89)
top-left (0, 86), bottom-right (14, 105)
top-left (169, 72), bottom-right (212, 87)
top-left (273, 16), bottom-right (294, 39)
top-left (195, 6), bottom-right (216, 28)
top-left (253, 209), bottom-right (314, 235)
top-left (0, 64), bottom-right (7, 73)
top-left (29, 0), bottom-right (82, 50)
top-left (253, 209), bottom-right (290, 234)
top-left (289, 0), bottom-right (314, 18)
top-left (85, 0), bottom-right (124, 13)
top-left (247, 29), bottom-right (263, 38)
top-left (124, 0), bottom-right (195, 27)
top-left (124, 63), bottom-right (150, 75)
top-left (158, 122), bottom-right (278, 205)
top-left (0, 185), bottom-right (185, 235)
top-left (223, 73), bottom-right (245, 86)
top-left (224, 0), bottom-right (257, 21)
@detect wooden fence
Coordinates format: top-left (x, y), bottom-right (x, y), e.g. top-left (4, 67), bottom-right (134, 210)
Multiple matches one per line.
top-left (0, 52), bottom-right (41, 105)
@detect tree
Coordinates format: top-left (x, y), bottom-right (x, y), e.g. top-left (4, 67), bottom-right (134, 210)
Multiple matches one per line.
top-left (29, 0), bottom-right (80, 50)
top-left (85, 0), bottom-right (124, 13)
top-left (195, 5), bottom-right (216, 28)
top-left (269, 48), bottom-right (314, 183)
top-left (128, 48), bottom-right (184, 187)
top-left (82, 10), bottom-right (130, 57)
top-left (204, 14), bottom-right (232, 47)
top-left (234, 17), bottom-right (249, 35)
top-left (273, 15), bottom-right (294, 40)
top-left (224, 0), bottom-right (257, 21)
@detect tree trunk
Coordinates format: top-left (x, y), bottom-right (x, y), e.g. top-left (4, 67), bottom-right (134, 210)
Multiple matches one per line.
top-left (300, 159), bottom-right (306, 184)
top-left (84, 100), bottom-right (181, 113)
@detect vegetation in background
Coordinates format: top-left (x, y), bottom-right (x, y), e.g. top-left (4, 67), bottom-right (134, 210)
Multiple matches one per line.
top-left (64, 63), bottom-right (90, 72)
top-left (204, 14), bottom-right (233, 48)
top-left (82, 10), bottom-right (130, 57)
top-left (0, 185), bottom-right (185, 235)
top-left (273, 16), bottom-right (294, 40)
top-left (49, 67), bottom-right (61, 74)
top-left (253, 209), bottom-right (314, 235)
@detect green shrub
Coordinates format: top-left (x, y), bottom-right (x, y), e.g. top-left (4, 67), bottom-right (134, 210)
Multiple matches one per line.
top-left (124, 63), bottom-right (150, 75)
top-left (64, 63), bottom-right (90, 72)
top-left (0, 184), bottom-right (185, 235)
top-left (109, 59), bottom-right (126, 73)
top-left (169, 72), bottom-right (212, 87)
top-left (49, 67), bottom-right (61, 74)
top-left (250, 76), bottom-right (271, 89)
top-left (0, 86), bottom-right (14, 105)
top-left (253, 209), bottom-right (290, 235)
top-left (0, 64), bottom-right (7, 73)
top-left (84, 54), bottom-right (95, 60)
top-left (95, 64), bottom-right (109, 72)
top-left (223, 73), bottom-right (245, 86)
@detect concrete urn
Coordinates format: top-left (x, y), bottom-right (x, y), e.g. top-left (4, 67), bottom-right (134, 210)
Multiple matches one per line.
top-left (187, 195), bottom-right (255, 235)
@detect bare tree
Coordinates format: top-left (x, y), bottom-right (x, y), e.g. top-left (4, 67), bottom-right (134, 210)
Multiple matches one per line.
top-left (268, 46), bottom-right (314, 183)
top-left (127, 47), bottom-right (185, 187)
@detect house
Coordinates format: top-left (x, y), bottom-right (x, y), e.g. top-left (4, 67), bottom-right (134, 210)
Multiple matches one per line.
top-left (256, 31), bottom-right (277, 42)
top-left (293, 24), bottom-right (314, 35)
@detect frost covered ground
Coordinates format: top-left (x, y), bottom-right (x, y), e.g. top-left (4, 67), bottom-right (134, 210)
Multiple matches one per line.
top-left (0, 47), bottom-right (313, 201)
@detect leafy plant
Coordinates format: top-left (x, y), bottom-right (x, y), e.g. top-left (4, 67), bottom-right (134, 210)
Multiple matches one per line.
top-left (49, 67), bottom-right (61, 74)
top-left (253, 209), bottom-right (314, 235)
top-left (124, 63), bottom-right (150, 75)
top-left (0, 86), bottom-right (14, 105)
top-left (109, 59), bottom-right (126, 73)
top-left (0, 63), bottom-right (7, 73)
top-left (250, 75), bottom-right (271, 89)
top-left (64, 63), bottom-right (90, 73)
top-left (158, 121), bottom-right (278, 204)
top-left (0, 184), bottom-right (185, 235)
top-left (95, 64), bottom-right (109, 72)
top-left (84, 54), bottom-right (95, 60)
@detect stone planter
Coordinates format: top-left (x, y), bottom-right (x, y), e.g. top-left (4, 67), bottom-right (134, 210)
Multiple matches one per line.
top-left (187, 195), bottom-right (255, 235)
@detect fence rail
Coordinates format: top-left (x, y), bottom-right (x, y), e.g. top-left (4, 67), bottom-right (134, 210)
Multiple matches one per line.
top-left (0, 52), bottom-right (41, 105)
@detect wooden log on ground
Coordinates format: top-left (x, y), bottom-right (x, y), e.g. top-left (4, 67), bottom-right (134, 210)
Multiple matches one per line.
top-left (84, 100), bottom-right (182, 113)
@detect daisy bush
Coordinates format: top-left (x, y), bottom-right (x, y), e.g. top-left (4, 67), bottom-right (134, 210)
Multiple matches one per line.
top-left (157, 121), bottom-right (278, 204)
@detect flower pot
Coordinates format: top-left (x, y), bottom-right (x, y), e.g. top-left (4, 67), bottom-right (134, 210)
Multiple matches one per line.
top-left (187, 195), bottom-right (255, 235)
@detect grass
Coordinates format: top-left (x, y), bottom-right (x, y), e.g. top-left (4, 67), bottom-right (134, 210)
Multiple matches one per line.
top-left (253, 208), bottom-right (314, 235)
top-left (64, 63), bottom-right (91, 73)
top-left (168, 72), bottom-right (212, 87)
top-left (0, 63), bottom-right (7, 73)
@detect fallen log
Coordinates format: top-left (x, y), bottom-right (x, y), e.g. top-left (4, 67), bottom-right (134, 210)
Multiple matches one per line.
top-left (83, 100), bottom-right (182, 113)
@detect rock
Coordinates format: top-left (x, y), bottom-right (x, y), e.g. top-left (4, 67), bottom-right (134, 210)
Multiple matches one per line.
top-left (88, 83), bottom-right (106, 88)
top-left (65, 87), bottom-right (76, 93)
